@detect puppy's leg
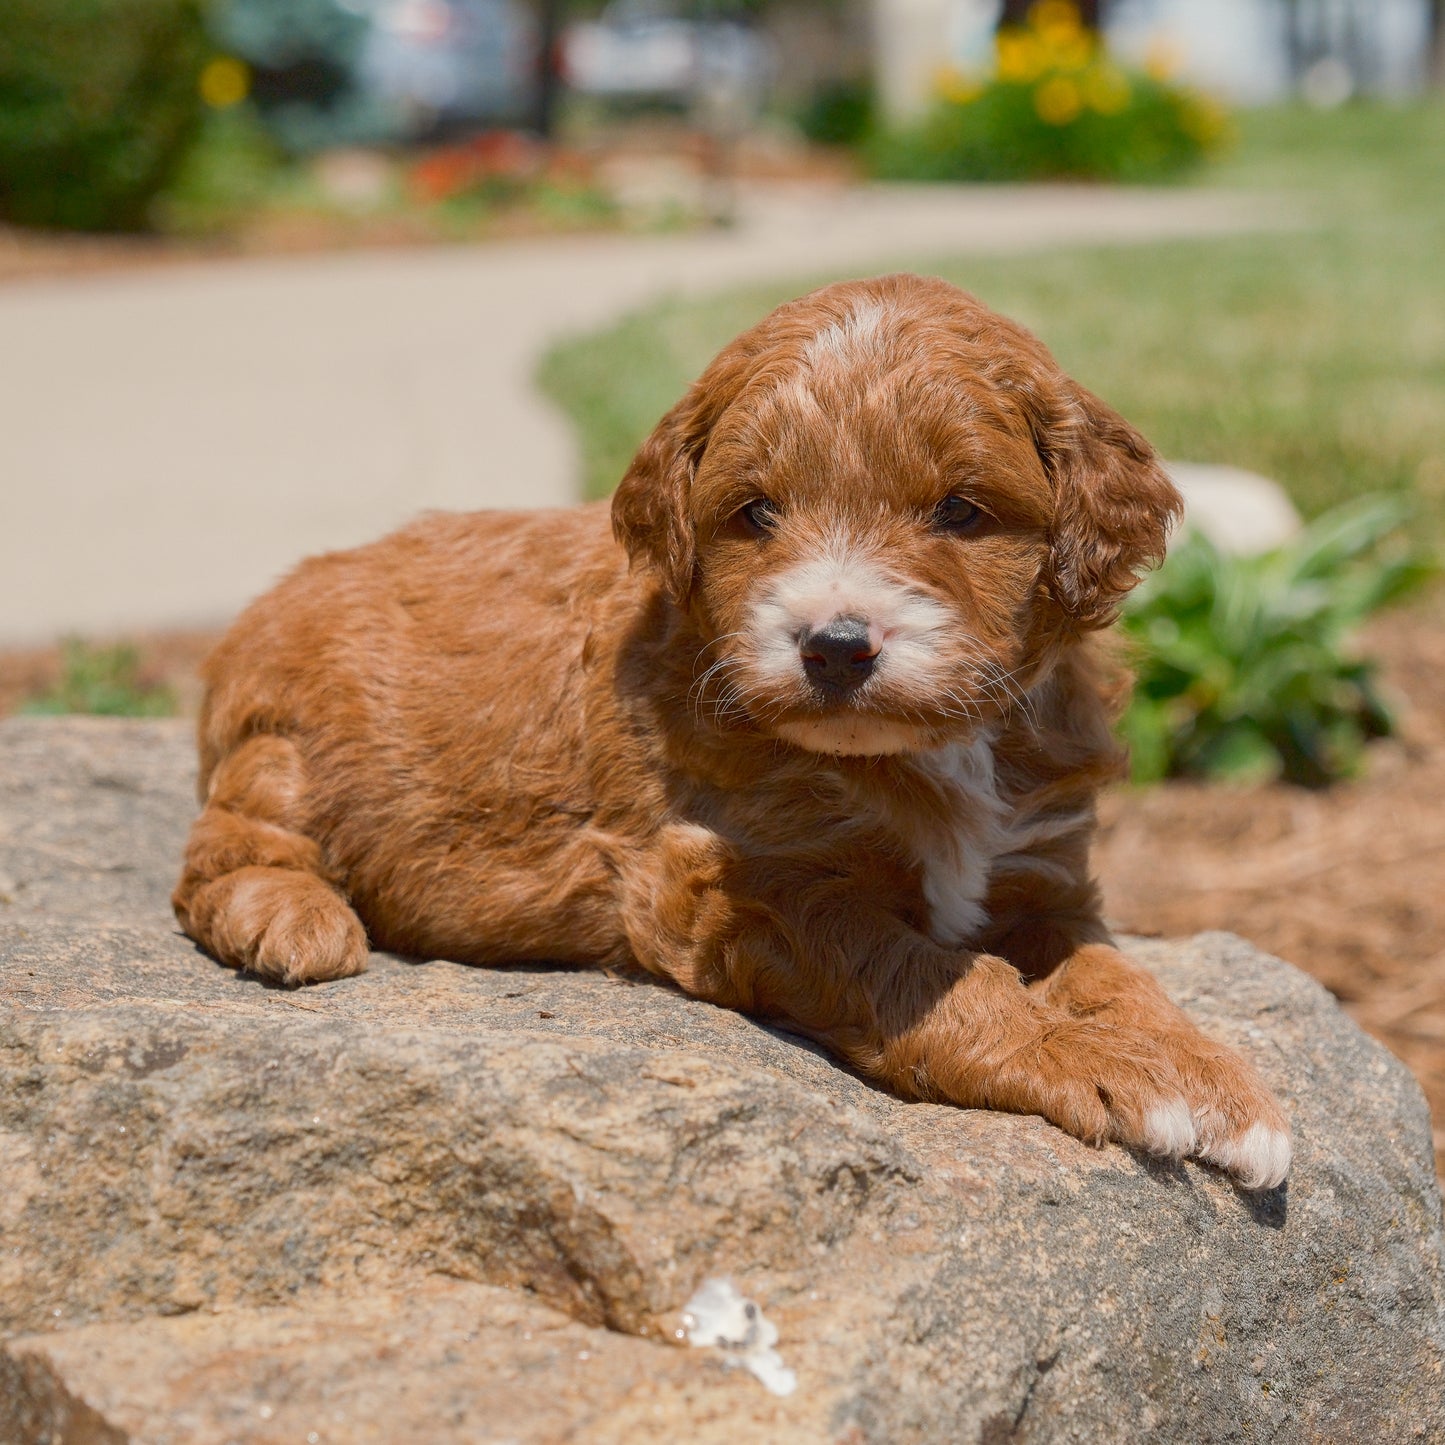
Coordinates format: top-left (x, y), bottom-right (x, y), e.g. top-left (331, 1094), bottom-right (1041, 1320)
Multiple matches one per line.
top-left (1035, 944), bottom-right (1291, 1190)
top-left (173, 734), bottom-right (367, 986)
top-left (878, 949), bottom-right (1200, 1161)
top-left (622, 853), bottom-right (1198, 1165)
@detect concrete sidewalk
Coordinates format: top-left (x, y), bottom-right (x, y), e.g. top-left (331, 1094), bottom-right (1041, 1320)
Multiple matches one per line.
top-left (0, 181), bottom-right (1280, 644)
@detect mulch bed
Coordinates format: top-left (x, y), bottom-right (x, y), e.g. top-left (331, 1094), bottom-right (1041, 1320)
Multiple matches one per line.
top-left (1096, 588), bottom-right (1445, 1175)
top-left (5, 592), bottom-right (1442, 1172)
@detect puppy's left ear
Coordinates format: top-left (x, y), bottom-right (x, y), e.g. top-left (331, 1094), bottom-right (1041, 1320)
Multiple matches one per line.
top-left (611, 392), bottom-right (706, 605)
top-left (1041, 381), bottom-right (1183, 629)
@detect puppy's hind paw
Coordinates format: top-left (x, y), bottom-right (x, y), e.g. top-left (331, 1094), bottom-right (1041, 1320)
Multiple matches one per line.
top-left (1198, 1122), bottom-right (1293, 1192)
top-left (187, 866), bottom-right (369, 987)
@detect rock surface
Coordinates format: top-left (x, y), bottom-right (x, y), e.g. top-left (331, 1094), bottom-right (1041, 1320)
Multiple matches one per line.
top-left (1, 716), bottom-right (1443, 1444)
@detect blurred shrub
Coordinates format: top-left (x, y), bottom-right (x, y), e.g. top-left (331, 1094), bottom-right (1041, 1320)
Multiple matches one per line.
top-left (0, 0), bottom-right (207, 230)
top-left (1120, 498), bottom-right (1437, 788)
top-left (796, 79), bottom-right (874, 148)
top-left (21, 641), bottom-right (177, 718)
top-left (870, 0), bottom-right (1228, 184)
top-left (150, 103), bottom-right (288, 232)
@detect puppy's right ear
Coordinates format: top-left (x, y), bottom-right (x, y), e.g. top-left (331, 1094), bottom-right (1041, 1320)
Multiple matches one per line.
top-left (611, 392), bottom-right (706, 604)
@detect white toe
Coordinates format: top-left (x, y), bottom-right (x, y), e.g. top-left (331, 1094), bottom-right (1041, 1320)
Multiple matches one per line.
top-left (1142, 1099), bottom-right (1197, 1158)
top-left (1202, 1122), bottom-right (1293, 1190)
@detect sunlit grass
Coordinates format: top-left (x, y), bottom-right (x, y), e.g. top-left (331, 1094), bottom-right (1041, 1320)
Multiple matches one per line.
top-left (537, 103), bottom-right (1445, 541)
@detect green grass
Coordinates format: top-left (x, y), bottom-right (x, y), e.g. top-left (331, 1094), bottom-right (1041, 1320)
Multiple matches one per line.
top-left (537, 104), bottom-right (1445, 541)
top-left (20, 640), bottom-right (177, 718)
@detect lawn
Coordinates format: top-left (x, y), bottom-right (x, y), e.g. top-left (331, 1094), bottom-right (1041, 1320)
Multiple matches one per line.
top-left (536, 104), bottom-right (1445, 542)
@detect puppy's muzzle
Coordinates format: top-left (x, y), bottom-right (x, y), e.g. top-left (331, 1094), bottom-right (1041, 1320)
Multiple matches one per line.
top-left (799, 616), bottom-right (878, 693)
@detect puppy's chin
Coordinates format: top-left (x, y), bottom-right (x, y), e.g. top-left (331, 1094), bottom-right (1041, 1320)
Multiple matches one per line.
top-left (772, 715), bottom-right (934, 757)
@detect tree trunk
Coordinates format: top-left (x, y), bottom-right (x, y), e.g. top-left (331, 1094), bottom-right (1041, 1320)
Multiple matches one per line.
top-left (531, 0), bottom-right (562, 140)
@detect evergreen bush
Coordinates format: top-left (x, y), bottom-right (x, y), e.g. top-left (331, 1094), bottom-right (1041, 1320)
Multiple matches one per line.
top-left (0, 0), bottom-right (207, 230)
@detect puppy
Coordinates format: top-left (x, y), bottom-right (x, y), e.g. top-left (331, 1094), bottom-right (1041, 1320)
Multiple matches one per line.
top-left (174, 273), bottom-right (1291, 1190)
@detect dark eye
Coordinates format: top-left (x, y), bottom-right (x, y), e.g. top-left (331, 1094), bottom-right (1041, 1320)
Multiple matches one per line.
top-left (933, 495), bottom-right (984, 533)
top-left (739, 498), bottom-right (779, 535)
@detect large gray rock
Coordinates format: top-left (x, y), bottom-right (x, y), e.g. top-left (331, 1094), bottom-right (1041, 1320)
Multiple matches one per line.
top-left (1, 717), bottom-right (1442, 1444)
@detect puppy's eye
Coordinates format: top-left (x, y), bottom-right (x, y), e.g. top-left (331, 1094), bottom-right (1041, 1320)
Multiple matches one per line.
top-left (933, 495), bottom-right (984, 534)
top-left (739, 498), bottom-right (779, 535)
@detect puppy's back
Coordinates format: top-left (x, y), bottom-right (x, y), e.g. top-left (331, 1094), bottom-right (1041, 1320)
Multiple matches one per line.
top-left (197, 501), bottom-right (623, 791)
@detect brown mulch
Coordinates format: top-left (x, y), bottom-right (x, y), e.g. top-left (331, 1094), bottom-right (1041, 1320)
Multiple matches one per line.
top-left (5, 593), bottom-right (1443, 1169)
top-left (1095, 589), bottom-right (1445, 1174)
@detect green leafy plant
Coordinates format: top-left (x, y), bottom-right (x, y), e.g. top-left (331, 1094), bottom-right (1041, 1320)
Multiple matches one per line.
top-left (796, 79), bottom-right (875, 148)
top-left (870, 0), bottom-right (1228, 184)
top-left (0, 0), bottom-right (208, 230)
top-left (21, 640), bottom-right (177, 718)
top-left (1120, 497), bottom-right (1437, 788)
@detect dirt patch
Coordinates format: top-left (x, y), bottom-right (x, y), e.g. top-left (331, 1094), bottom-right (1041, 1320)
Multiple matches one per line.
top-left (4, 593), bottom-right (1442, 1171)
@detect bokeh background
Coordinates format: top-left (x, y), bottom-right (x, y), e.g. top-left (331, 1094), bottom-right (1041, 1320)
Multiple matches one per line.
top-left (1, 0), bottom-right (1443, 1168)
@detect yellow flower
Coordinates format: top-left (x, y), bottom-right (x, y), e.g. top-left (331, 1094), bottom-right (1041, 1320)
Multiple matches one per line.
top-left (934, 65), bottom-right (983, 105)
top-left (1029, 0), bottom-right (1081, 34)
top-left (996, 30), bottom-right (1045, 83)
top-left (1034, 74), bottom-right (1082, 125)
top-left (1032, 0), bottom-right (1091, 66)
top-left (199, 56), bottom-right (250, 109)
top-left (1047, 32), bottom-right (1094, 71)
top-left (1180, 93), bottom-right (1231, 148)
top-left (1083, 63), bottom-right (1131, 115)
top-left (1144, 36), bottom-right (1183, 81)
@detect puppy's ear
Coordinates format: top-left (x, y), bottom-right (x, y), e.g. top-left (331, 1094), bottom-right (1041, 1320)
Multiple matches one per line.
top-left (611, 394), bottom-right (704, 604)
top-left (1040, 381), bottom-right (1183, 629)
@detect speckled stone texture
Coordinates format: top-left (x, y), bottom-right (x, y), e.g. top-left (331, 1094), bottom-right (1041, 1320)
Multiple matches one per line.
top-left (1, 717), bottom-right (1442, 1444)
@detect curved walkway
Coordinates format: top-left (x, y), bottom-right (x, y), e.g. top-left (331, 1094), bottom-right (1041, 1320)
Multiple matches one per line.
top-left (0, 182), bottom-right (1281, 643)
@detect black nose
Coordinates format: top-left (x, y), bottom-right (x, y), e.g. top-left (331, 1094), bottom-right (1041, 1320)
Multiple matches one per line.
top-left (800, 617), bottom-right (878, 691)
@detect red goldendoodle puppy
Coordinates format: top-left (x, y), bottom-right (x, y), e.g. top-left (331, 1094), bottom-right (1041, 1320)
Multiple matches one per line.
top-left (174, 274), bottom-right (1291, 1190)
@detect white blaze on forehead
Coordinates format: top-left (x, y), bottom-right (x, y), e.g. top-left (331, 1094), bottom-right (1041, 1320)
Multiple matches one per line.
top-left (749, 537), bottom-right (951, 695)
top-left (801, 300), bottom-right (889, 367)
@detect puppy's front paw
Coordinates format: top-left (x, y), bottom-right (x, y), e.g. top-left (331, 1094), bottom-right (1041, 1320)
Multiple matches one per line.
top-left (1034, 947), bottom-right (1292, 1191)
top-left (1200, 1121), bottom-right (1293, 1192)
top-left (990, 1018), bottom-right (1198, 1164)
top-left (1163, 1035), bottom-right (1292, 1190)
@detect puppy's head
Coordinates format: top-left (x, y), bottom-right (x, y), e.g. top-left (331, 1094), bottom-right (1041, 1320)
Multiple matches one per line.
top-left (613, 274), bottom-right (1181, 756)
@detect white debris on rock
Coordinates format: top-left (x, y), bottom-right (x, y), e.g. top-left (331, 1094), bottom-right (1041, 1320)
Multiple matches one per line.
top-left (681, 1278), bottom-right (798, 1397)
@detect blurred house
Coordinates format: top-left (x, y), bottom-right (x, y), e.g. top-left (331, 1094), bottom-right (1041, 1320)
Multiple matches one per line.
top-left (559, 0), bottom-right (775, 129)
top-left (360, 0), bottom-right (537, 133)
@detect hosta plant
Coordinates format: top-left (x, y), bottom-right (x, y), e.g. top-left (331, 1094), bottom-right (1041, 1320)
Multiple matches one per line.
top-left (1120, 496), bottom-right (1436, 788)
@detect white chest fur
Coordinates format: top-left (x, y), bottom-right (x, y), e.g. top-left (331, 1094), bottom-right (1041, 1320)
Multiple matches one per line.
top-left (876, 734), bottom-right (1095, 947)
top-left (884, 734), bottom-right (1011, 948)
